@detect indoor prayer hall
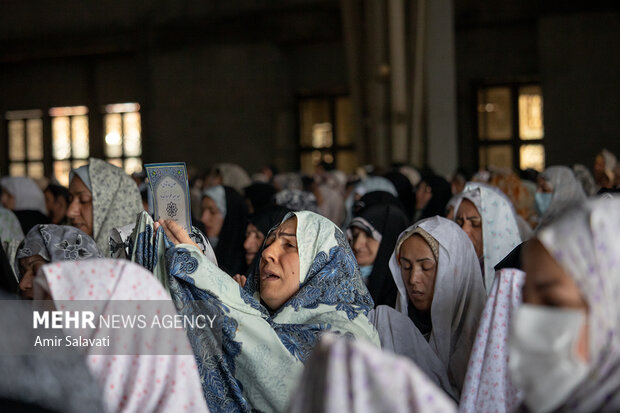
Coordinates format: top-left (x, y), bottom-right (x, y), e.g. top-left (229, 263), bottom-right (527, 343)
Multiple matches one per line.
top-left (1, 1), bottom-right (619, 412)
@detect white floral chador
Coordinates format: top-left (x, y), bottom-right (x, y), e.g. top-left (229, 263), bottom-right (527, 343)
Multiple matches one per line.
top-left (453, 182), bottom-right (522, 291)
top-left (74, 158), bottom-right (143, 256)
top-left (371, 216), bottom-right (486, 400)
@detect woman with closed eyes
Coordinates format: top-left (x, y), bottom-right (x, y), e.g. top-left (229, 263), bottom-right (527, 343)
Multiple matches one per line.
top-left (370, 216), bottom-right (486, 401)
top-left (508, 198), bottom-right (620, 412)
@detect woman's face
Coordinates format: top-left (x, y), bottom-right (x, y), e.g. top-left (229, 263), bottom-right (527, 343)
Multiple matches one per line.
top-left (200, 196), bottom-right (224, 239)
top-left (1, 189), bottom-right (15, 210)
top-left (67, 177), bottom-right (94, 236)
top-left (259, 217), bottom-right (300, 311)
top-left (399, 234), bottom-right (437, 312)
top-left (594, 154), bottom-right (606, 176)
top-left (44, 189), bottom-right (68, 225)
top-left (243, 223), bottom-right (265, 265)
top-left (415, 181), bottom-right (432, 210)
top-left (349, 227), bottom-right (380, 266)
top-left (451, 177), bottom-right (465, 196)
top-left (593, 155), bottom-right (611, 187)
top-left (455, 199), bottom-right (483, 258)
top-left (522, 239), bottom-right (589, 361)
top-left (44, 189), bottom-right (55, 216)
top-left (18, 255), bottom-right (47, 300)
top-left (537, 177), bottom-right (553, 193)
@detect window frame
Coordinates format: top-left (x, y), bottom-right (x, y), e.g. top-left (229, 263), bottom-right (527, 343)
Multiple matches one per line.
top-left (297, 94), bottom-right (356, 174)
top-left (4, 109), bottom-right (45, 178)
top-left (49, 106), bottom-right (91, 186)
top-left (103, 103), bottom-right (143, 175)
top-left (2, 103), bottom-right (143, 180)
top-left (475, 81), bottom-right (544, 172)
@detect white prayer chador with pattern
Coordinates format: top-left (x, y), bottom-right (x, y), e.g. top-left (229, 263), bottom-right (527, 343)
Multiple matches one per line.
top-left (0, 176), bottom-right (47, 214)
top-left (162, 211), bottom-right (379, 412)
top-left (459, 268), bottom-right (525, 413)
top-left (533, 198), bottom-right (620, 412)
top-left (370, 216), bottom-right (486, 400)
top-left (33, 259), bottom-right (209, 413)
top-left (70, 158), bottom-right (143, 256)
top-left (288, 334), bottom-right (457, 413)
top-left (453, 182), bottom-right (522, 291)
top-left (15, 224), bottom-right (103, 278)
top-left (0, 206), bottom-right (24, 242)
top-left (537, 165), bottom-right (587, 229)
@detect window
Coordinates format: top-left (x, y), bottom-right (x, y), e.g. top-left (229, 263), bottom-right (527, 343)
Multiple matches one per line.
top-left (299, 96), bottom-right (357, 174)
top-left (50, 106), bottom-right (90, 186)
top-left (4, 103), bottom-right (143, 184)
top-left (5, 110), bottom-right (44, 178)
top-left (104, 103), bottom-right (142, 175)
top-left (477, 84), bottom-right (544, 171)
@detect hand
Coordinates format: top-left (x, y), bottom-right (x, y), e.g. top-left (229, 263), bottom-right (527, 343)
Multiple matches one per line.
top-left (156, 219), bottom-right (200, 250)
top-left (232, 274), bottom-right (247, 288)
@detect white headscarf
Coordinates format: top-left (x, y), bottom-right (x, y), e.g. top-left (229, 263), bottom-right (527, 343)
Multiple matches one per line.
top-left (445, 194), bottom-right (461, 216)
top-left (538, 165), bottom-right (586, 228)
top-left (34, 259), bottom-right (209, 413)
top-left (353, 176), bottom-right (398, 198)
top-left (0, 206), bottom-right (24, 242)
top-left (203, 185), bottom-right (227, 219)
top-left (69, 165), bottom-right (92, 191)
top-left (372, 216), bottom-right (486, 399)
top-left (573, 164), bottom-right (597, 196)
top-left (400, 165), bottom-right (422, 188)
top-left (343, 176), bottom-right (398, 229)
top-left (317, 184), bottom-right (345, 227)
top-left (453, 182), bottom-right (522, 290)
top-left (535, 197), bottom-right (620, 412)
top-left (599, 149), bottom-right (618, 184)
top-left (460, 268), bottom-right (525, 412)
top-left (287, 334), bottom-right (457, 413)
top-left (213, 163), bottom-right (251, 193)
top-left (70, 158), bottom-right (143, 256)
top-left (0, 177), bottom-right (46, 214)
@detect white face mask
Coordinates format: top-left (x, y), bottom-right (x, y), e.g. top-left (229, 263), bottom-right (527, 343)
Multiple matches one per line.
top-left (509, 304), bottom-right (590, 413)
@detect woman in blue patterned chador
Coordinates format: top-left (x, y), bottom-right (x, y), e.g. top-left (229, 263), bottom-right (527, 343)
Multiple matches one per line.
top-left (157, 210), bottom-right (380, 413)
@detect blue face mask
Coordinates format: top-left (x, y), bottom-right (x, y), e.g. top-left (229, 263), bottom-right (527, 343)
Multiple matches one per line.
top-left (535, 192), bottom-right (553, 215)
top-left (359, 265), bottom-right (373, 280)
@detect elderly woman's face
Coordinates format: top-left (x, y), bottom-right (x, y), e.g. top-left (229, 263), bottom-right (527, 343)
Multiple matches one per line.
top-left (522, 239), bottom-right (589, 361)
top-left (259, 217), bottom-right (300, 311)
top-left (455, 199), bottom-right (483, 258)
top-left (67, 177), bottom-right (94, 236)
top-left (243, 223), bottom-right (265, 265)
top-left (349, 227), bottom-right (380, 266)
top-left (399, 235), bottom-right (437, 312)
top-left (200, 196), bottom-right (224, 239)
top-left (18, 255), bottom-right (47, 299)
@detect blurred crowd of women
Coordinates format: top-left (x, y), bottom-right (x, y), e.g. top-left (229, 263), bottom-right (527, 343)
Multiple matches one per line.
top-left (0, 147), bottom-right (619, 413)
